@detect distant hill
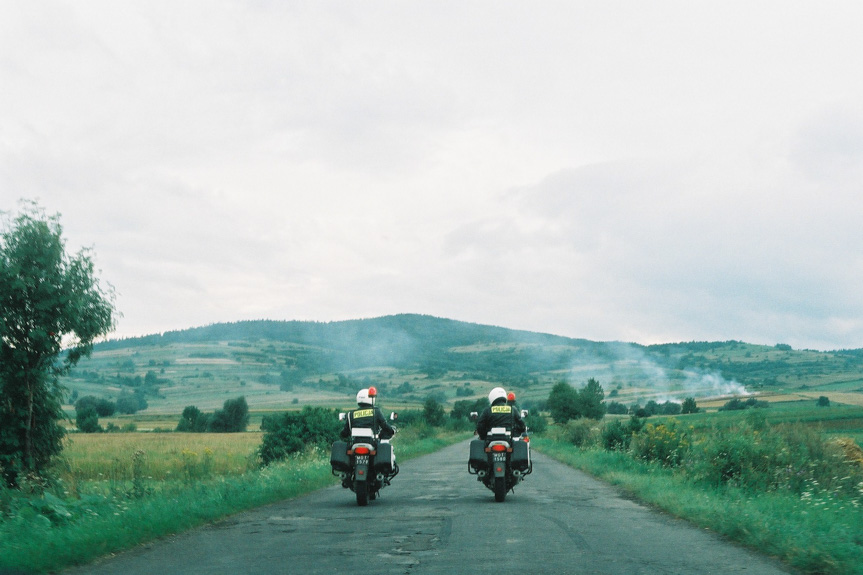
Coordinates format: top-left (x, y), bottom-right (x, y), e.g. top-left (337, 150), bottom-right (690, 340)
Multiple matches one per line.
top-left (65, 314), bottom-right (863, 414)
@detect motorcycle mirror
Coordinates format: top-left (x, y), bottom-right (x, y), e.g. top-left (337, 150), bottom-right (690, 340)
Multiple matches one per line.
top-left (521, 409), bottom-right (529, 418)
top-left (338, 412), bottom-right (347, 421)
top-left (469, 411), bottom-right (478, 421)
top-left (390, 412), bottom-right (398, 420)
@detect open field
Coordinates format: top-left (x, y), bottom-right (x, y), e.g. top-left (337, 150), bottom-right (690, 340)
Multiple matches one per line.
top-left (57, 432), bottom-right (264, 483)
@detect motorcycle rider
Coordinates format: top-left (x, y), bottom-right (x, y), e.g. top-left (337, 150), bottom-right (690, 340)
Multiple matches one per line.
top-left (340, 387), bottom-right (396, 440)
top-left (476, 387), bottom-right (526, 441)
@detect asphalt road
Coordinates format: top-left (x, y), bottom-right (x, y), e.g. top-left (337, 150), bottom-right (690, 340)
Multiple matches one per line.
top-left (62, 440), bottom-right (793, 575)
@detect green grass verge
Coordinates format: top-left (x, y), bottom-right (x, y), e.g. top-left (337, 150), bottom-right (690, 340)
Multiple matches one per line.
top-left (533, 437), bottom-right (863, 575)
top-left (0, 430), bottom-right (470, 574)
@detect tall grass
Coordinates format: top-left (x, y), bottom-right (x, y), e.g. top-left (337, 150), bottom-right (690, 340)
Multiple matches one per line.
top-left (0, 429), bottom-right (469, 574)
top-left (534, 416), bottom-right (863, 575)
top-left (0, 447), bottom-right (334, 573)
top-left (57, 432), bottom-right (263, 484)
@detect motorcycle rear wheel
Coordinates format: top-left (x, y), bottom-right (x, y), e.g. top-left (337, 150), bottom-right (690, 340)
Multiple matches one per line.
top-left (355, 480), bottom-right (368, 506)
top-left (494, 476), bottom-right (506, 502)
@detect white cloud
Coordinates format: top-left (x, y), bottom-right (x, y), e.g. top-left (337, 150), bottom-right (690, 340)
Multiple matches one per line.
top-left (3, 1), bottom-right (863, 349)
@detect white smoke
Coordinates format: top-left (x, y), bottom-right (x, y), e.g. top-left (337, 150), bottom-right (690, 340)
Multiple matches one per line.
top-left (601, 343), bottom-right (750, 404)
top-left (686, 369), bottom-right (750, 399)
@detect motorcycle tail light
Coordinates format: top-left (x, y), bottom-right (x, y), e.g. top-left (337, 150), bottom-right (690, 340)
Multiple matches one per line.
top-left (354, 446), bottom-right (371, 455)
top-left (490, 444), bottom-right (507, 452)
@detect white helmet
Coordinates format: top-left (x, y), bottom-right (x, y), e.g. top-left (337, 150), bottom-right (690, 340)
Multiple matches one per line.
top-left (488, 387), bottom-right (507, 404)
top-left (356, 388), bottom-right (371, 405)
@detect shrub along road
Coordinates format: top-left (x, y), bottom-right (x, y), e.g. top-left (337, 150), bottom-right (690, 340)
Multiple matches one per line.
top-left (61, 440), bottom-right (793, 575)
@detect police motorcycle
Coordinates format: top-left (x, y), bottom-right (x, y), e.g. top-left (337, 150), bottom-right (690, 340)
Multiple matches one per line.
top-left (468, 412), bottom-right (532, 502)
top-left (329, 387), bottom-right (399, 506)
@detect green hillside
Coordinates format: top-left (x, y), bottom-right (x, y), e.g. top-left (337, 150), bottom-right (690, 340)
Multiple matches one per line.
top-left (62, 314), bottom-right (863, 423)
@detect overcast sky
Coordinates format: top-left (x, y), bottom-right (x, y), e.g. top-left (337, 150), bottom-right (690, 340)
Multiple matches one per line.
top-left (3, 2), bottom-right (863, 351)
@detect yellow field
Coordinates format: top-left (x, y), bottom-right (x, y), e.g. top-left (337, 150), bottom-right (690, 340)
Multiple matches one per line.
top-left (698, 391), bottom-right (863, 409)
top-left (58, 432), bottom-right (264, 482)
top-left (797, 392), bottom-right (863, 408)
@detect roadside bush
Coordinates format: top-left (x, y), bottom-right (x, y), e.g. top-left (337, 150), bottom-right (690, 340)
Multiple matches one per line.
top-left (684, 423), bottom-right (772, 489)
top-left (258, 406), bottom-right (342, 466)
top-left (562, 419), bottom-right (598, 448)
top-left (683, 420), bottom-right (863, 497)
top-left (396, 421), bottom-right (436, 441)
top-left (524, 413), bottom-right (547, 435)
top-left (631, 421), bottom-right (690, 467)
top-left (391, 409), bottom-right (424, 427)
top-left (445, 417), bottom-right (474, 433)
top-left (601, 416), bottom-right (643, 451)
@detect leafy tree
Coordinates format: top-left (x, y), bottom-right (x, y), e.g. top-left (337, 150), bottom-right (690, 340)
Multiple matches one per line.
top-left (176, 405), bottom-right (209, 432)
top-left (606, 401), bottom-right (629, 415)
top-left (631, 404), bottom-right (649, 418)
top-left (660, 401), bottom-right (682, 416)
top-left (423, 396), bottom-right (446, 427)
top-left (450, 399), bottom-right (475, 420)
top-left (719, 398), bottom-right (747, 411)
top-left (75, 406), bottom-right (102, 433)
top-left (547, 381), bottom-right (580, 424)
top-left (208, 396), bottom-right (249, 432)
top-left (116, 391), bottom-right (147, 415)
top-left (817, 396), bottom-right (830, 407)
top-left (74, 395), bottom-right (115, 417)
top-left (0, 202), bottom-right (116, 487)
top-left (644, 400), bottom-right (661, 416)
top-left (681, 397), bottom-right (698, 414)
top-left (577, 378), bottom-right (606, 420)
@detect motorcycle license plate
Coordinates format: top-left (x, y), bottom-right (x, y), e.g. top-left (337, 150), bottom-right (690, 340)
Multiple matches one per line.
top-left (356, 455), bottom-right (369, 465)
top-left (493, 453), bottom-right (506, 463)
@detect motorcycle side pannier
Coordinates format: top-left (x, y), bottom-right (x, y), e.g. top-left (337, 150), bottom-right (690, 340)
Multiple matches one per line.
top-left (469, 439), bottom-right (488, 469)
top-left (374, 441), bottom-right (394, 474)
top-left (330, 440), bottom-right (350, 472)
top-left (512, 439), bottom-right (530, 471)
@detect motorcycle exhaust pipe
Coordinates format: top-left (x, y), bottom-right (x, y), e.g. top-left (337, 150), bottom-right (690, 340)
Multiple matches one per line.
top-left (376, 473), bottom-right (385, 482)
top-left (477, 470), bottom-right (487, 478)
